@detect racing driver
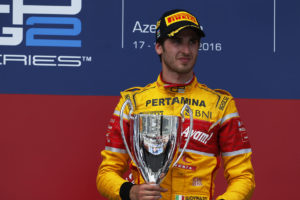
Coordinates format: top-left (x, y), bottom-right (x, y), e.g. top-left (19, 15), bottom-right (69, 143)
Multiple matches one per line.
top-left (96, 9), bottom-right (255, 200)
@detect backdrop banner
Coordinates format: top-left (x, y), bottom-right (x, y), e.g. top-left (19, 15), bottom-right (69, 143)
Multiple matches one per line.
top-left (0, 1), bottom-right (299, 200)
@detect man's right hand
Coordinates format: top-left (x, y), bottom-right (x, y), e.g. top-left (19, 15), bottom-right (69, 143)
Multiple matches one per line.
top-left (129, 183), bottom-right (168, 200)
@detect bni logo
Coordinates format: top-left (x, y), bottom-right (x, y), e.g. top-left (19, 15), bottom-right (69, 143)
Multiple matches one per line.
top-left (0, 0), bottom-right (82, 47)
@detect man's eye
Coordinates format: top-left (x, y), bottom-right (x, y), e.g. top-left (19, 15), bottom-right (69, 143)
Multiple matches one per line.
top-left (190, 40), bottom-right (198, 44)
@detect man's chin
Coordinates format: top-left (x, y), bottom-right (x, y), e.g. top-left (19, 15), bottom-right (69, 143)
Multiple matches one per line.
top-left (177, 65), bottom-right (194, 73)
top-left (176, 68), bottom-right (194, 75)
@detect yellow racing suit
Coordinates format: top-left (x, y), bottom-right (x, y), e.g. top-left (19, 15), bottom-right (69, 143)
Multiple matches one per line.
top-left (97, 74), bottom-right (255, 200)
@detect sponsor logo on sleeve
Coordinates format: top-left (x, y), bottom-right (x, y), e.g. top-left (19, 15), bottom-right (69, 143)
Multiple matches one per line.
top-left (219, 96), bottom-right (229, 111)
top-left (238, 120), bottom-right (249, 143)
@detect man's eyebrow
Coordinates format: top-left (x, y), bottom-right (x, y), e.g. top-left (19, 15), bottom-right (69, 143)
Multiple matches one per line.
top-left (170, 36), bottom-right (181, 41)
top-left (172, 36), bottom-right (181, 39)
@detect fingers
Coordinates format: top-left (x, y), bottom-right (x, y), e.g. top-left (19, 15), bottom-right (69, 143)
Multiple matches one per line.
top-left (129, 183), bottom-right (167, 200)
top-left (147, 182), bottom-right (168, 193)
top-left (143, 184), bottom-right (166, 195)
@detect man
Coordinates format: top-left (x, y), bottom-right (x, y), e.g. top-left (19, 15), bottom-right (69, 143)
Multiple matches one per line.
top-left (97, 9), bottom-right (255, 200)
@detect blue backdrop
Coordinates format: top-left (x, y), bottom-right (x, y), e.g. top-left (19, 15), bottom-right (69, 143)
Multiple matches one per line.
top-left (0, 0), bottom-right (299, 98)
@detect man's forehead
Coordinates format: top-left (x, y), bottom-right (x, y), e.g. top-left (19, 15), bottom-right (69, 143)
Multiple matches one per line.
top-left (173, 29), bottom-right (200, 38)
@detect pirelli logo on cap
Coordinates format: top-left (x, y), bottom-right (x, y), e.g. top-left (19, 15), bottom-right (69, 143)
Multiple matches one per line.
top-left (165, 11), bottom-right (198, 26)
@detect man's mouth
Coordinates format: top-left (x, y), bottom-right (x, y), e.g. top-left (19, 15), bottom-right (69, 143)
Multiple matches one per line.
top-left (178, 57), bottom-right (191, 63)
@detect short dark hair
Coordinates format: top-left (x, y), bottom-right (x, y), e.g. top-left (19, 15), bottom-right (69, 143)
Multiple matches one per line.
top-left (156, 37), bottom-right (167, 62)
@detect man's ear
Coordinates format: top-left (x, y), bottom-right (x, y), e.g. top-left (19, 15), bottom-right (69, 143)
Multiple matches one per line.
top-left (155, 42), bottom-right (163, 55)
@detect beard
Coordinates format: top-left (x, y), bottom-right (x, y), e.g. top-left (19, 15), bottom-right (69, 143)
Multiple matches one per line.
top-left (161, 52), bottom-right (197, 75)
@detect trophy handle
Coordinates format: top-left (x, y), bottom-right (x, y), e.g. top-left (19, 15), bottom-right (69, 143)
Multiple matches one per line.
top-left (172, 104), bottom-right (193, 167)
top-left (119, 98), bottom-right (138, 166)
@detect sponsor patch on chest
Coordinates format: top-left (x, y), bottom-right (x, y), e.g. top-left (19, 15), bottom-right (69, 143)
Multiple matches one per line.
top-left (175, 195), bottom-right (208, 200)
top-left (174, 163), bottom-right (196, 171)
top-left (181, 126), bottom-right (213, 144)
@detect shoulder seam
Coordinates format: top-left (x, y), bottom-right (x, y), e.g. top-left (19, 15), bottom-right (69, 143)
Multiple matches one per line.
top-left (197, 84), bottom-right (220, 96)
top-left (132, 86), bottom-right (156, 107)
top-left (196, 84), bottom-right (222, 107)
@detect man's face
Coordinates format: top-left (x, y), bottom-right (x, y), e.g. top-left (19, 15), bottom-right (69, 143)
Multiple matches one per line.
top-left (155, 29), bottom-right (200, 75)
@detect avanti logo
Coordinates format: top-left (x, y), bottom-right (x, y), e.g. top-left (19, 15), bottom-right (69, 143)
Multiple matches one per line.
top-left (181, 127), bottom-right (213, 145)
top-left (0, 0), bottom-right (82, 47)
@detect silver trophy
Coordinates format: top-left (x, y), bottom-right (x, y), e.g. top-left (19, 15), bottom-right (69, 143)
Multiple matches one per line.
top-left (120, 99), bottom-right (193, 184)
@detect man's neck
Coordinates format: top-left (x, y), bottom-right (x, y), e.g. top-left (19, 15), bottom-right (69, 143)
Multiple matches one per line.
top-left (161, 70), bottom-right (194, 84)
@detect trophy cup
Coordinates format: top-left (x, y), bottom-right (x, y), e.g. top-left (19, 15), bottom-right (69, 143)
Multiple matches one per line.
top-left (120, 99), bottom-right (193, 184)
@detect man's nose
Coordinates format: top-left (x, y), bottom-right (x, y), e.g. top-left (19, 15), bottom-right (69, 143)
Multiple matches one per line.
top-left (181, 43), bottom-right (191, 54)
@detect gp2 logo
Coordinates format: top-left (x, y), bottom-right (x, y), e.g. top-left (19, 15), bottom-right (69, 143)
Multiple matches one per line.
top-left (0, 0), bottom-right (82, 47)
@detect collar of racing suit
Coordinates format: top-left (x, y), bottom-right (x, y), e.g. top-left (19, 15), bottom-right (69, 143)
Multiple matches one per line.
top-left (156, 72), bottom-right (198, 93)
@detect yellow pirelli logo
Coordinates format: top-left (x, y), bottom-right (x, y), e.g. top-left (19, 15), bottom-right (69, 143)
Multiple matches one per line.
top-left (165, 11), bottom-right (198, 26)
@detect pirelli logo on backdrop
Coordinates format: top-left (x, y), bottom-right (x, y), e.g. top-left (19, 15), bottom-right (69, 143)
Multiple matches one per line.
top-left (165, 11), bottom-right (198, 26)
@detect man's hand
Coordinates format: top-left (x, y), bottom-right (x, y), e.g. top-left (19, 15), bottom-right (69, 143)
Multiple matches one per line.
top-left (129, 183), bottom-right (167, 200)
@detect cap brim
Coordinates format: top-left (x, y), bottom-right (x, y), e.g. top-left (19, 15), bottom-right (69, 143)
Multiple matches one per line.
top-left (168, 25), bottom-right (205, 38)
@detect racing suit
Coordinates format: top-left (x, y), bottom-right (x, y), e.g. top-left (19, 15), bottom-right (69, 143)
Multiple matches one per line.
top-left (97, 74), bottom-right (255, 200)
